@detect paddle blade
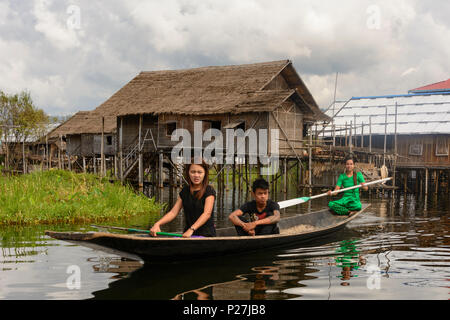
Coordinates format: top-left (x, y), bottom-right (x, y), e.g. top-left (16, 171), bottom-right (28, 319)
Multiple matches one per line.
top-left (278, 197), bottom-right (310, 209)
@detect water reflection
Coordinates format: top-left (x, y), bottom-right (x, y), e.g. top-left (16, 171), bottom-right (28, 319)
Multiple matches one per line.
top-left (333, 239), bottom-right (364, 286)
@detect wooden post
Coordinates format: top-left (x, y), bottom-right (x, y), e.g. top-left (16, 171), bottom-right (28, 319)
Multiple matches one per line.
top-left (393, 102), bottom-right (398, 188)
top-left (101, 117), bottom-right (105, 177)
top-left (384, 105), bottom-right (388, 167)
top-left (425, 168), bottom-right (429, 195)
top-left (360, 122), bottom-right (364, 148)
top-left (283, 158), bottom-right (287, 193)
top-left (114, 156), bottom-right (118, 179)
top-left (309, 128), bottom-right (312, 195)
top-left (349, 121), bottom-right (353, 154)
top-left (354, 114), bottom-right (357, 149)
top-left (232, 161), bottom-right (236, 194)
top-left (82, 156), bottom-right (86, 173)
top-left (332, 123), bottom-right (336, 147)
top-left (159, 152), bottom-right (164, 188)
top-left (138, 114), bottom-right (143, 192)
top-left (404, 172), bottom-right (407, 193)
top-left (22, 137), bottom-right (26, 174)
top-left (119, 117), bottom-right (123, 182)
top-left (45, 134), bottom-right (49, 170)
top-left (344, 122), bottom-right (348, 147)
top-left (225, 165), bottom-right (230, 191)
top-left (434, 170), bottom-right (439, 195)
top-left (369, 115), bottom-right (372, 153)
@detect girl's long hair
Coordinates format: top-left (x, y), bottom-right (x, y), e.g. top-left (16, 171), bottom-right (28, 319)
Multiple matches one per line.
top-left (184, 159), bottom-right (210, 200)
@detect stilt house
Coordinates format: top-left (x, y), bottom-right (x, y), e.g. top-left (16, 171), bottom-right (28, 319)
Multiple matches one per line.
top-left (93, 60), bottom-right (330, 181)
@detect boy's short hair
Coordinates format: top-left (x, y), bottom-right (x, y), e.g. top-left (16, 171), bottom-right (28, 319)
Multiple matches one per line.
top-left (252, 178), bottom-right (269, 192)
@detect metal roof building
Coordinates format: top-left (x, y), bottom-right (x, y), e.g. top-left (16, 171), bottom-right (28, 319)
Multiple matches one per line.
top-left (326, 91), bottom-right (450, 136)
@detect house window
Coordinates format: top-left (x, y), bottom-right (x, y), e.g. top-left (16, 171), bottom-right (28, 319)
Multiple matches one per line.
top-left (212, 121), bottom-right (221, 130)
top-left (409, 144), bottom-right (423, 156)
top-left (166, 122), bottom-right (177, 136)
top-left (436, 138), bottom-right (448, 156)
top-left (203, 120), bottom-right (221, 131)
top-left (106, 136), bottom-right (112, 146)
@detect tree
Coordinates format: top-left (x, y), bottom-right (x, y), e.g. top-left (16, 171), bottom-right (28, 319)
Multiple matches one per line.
top-left (0, 90), bottom-right (50, 170)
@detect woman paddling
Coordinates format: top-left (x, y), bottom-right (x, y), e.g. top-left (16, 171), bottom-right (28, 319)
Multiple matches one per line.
top-left (327, 156), bottom-right (368, 216)
top-left (150, 160), bottom-right (216, 238)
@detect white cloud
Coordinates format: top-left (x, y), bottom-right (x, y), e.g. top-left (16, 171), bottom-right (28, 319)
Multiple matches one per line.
top-left (33, 0), bottom-right (82, 51)
top-left (0, 0), bottom-right (449, 114)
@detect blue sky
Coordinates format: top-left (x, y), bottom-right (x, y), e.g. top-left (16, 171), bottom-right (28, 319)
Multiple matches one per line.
top-left (1, 0), bottom-right (449, 116)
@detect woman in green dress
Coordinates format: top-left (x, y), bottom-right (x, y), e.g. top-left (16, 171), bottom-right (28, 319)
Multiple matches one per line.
top-left (327, 156), bottom-right (368, 215)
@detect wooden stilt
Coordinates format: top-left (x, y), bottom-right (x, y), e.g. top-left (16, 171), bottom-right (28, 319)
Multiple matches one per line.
top-left (159, 152), bottom-right (164, 189)
top-left (119, 117), bottom-right (123, 182)
top-left (101, 117), bottom-right (105, 177)
top-left (138, 115), bottom-right (143, 192)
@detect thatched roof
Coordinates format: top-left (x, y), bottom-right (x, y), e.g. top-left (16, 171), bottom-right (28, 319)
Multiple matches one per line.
top-left (48, 111), bottom-right (116, 138)
top-left (94, 60), bottom-right (328, 121)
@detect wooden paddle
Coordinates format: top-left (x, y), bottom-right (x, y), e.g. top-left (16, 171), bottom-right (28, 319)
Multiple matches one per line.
top-left (277, 177), bottom-right (392, 209)
top-left (90, 225), bottom-right (204, 238)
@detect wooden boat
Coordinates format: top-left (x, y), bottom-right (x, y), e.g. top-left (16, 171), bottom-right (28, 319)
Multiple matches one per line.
top-left (45, 204), bottom-right (370, 262)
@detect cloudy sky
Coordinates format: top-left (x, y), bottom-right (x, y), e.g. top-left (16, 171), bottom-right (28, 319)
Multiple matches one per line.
top-left (1, 0), bottom-right (449, 116)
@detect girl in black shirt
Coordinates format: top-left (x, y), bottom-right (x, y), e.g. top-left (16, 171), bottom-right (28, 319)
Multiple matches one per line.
top-left (150, 161), bottom-right (216, 237)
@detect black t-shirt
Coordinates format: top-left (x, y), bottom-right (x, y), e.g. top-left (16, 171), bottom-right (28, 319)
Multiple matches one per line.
top-left (179, 185), bottom-right (216, 237)
top-left (239, 199), bottom-right (280, 223)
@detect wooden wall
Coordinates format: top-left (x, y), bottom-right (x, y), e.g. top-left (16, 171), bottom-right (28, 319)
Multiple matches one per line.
top-left (396, 134), bottom-right (450, 168)
top-left (269, 101), bottom-right (304, 157)
top-left (67, 135), bottom-right (81, 156)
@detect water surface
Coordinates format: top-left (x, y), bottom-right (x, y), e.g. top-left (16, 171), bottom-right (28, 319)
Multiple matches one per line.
top-left (0, 189), bottom-right (448, 300)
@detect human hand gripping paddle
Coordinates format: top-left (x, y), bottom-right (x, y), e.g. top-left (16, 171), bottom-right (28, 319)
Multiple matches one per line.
top-left (91, 225), bottom-right (204, 238)
top-left (277, 177), bottom-right (392, 209)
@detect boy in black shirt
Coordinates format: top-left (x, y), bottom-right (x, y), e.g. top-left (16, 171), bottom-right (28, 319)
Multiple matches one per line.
top-left (229, 178), bottom-right (280, 236)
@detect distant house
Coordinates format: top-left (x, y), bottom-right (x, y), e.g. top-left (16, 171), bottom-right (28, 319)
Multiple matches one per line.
top-left (324, 80), bottom-right (450, 193)
top-left (92, 60), bottom-right (330, 182)
top-left (47, 111), bottom-right (116, 172)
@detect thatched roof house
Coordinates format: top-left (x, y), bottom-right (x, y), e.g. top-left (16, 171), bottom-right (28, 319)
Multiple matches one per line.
top-left (47, 111), bottom-right (117, 156)
top-left (92, 60), bottom-right (329, 169)
top-left (95, 59), bottom-right (327, 121)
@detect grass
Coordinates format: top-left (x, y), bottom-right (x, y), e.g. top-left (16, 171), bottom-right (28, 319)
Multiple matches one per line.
top-left (0, 170), bottom-right (162, 226)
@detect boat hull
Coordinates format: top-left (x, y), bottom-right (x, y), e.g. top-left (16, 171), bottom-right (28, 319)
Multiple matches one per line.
top-left (45, 204), bottom-right (370, 262)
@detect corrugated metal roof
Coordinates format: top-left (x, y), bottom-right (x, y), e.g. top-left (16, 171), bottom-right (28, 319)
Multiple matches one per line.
top-left (323, 92), bottom-right (450, 136)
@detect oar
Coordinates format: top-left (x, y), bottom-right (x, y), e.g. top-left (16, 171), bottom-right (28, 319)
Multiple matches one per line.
top-left (90, 225), bottom-right (204, 238)
top-left (277, 177), bottom-right (392, 209)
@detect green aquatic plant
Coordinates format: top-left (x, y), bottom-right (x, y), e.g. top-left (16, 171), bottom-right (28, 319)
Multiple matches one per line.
top-left (0, 170), bottom-right (162, 226)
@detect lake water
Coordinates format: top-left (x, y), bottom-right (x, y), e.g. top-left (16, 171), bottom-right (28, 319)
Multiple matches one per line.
top-left (0, 188), bottom-right (448, 300)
